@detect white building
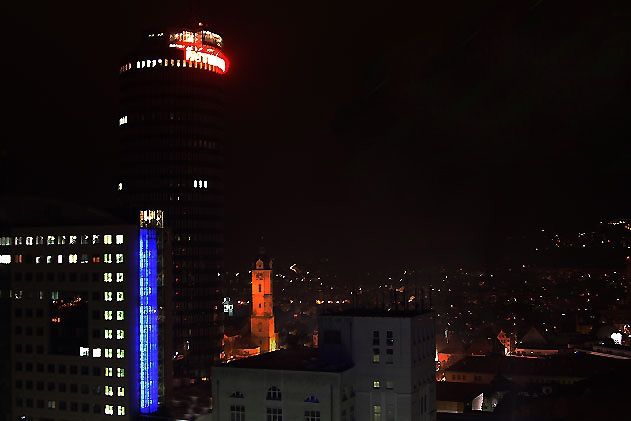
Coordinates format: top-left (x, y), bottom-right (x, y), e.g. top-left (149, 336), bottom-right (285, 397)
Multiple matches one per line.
top-left (211, 309), bottom-right (436, 421)
top-left (319, 310), bottom-right (436, 421)
top-left (212, 348), bottom-right (354, 421)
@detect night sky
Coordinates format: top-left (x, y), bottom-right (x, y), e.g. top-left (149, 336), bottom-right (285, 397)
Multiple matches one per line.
top-left (4, 0), bottom-right (630, 273)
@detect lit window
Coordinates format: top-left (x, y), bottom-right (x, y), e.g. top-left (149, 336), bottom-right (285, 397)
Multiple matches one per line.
top-left (104, 235), bottom-right (112, 245)
top-left (57, 255), bottom-right (63, 264)
top-left (93, 235), bottom-right (100, 244)
top-left (47, 400), bottom-right (56, 409)
top-left (105, 386), bottom-right (114, 396)
top-left (373, 380), bottom-right (380, 389)
top-left (69, 254), bottom-right (78, 263)
top-left (36, 236), bottom-right (44, 245)
top-left (104, 348), bottom-right (113, 358)
top-left (104, 311), bottom-right (113, 320)
top-left (104, 254), bottom-right (112, 263)
top-left (105, 367), bottom-right (113, 377)
top-left (116, 349), bottom-right (125, 358)
top-left (92, 348), bottom-right (102, 358)
top-left (80, 254), bottom-right (89, 263)
top-left (116, 273), bottom-right (124, 283)
top-left (104, 273), bottom-right (112, 282)
top-left (116, 311), bottom-right (124, 321)
top-left (104, 330), bottom-right (113, 339)
top-left (116, 329), bottom-right (124, 339)
top-left (115, 254), bottom-right (124, 263)
top-left (14, 236), bottom-right (23, 245)
top-left (373, 405), bottom-right (382, 421)
top-left (194, 180), bottom-right (198, 188)
top-left (118, 182), bottom-right (123, 191)
top-left (119, 116), bottom-right (128, 126)
top-left (105, 404), bottom-right (114, 415)
top-left (204, 180), bottom-right (208, 188)
top-left (26, 236), bottom-right (34, 245)
top-left (69, 235), bottom-right (77, 244)
top-left (117, 386), bottom-right (125, 397)
top-left (79, 347), bottom-right (90, 357)
top-left (116, 235), bottom-right (124, 244)
top-left (104, 292), bottom-right (113, 301)
top-left (46, 255), bottom-right (52, 264)
top-left (0, 255), bottom-right (11, 264)
top-left (373, 348), bottom-right (380, 363)
top-left (47, 236), bottom-right (55, 245)
top-left (117, 367), bottom-right (125, 378)
top-left (116, 292), bottom-right (124, 302)
top-left (118, 406), bottom-right (125, 416)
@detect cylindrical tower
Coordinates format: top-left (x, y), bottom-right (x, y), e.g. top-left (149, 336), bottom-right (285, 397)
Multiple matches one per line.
top-left (118, 24), bottom-right (228, 380)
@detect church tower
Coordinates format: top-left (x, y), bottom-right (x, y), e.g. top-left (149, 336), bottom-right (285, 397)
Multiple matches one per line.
top-left (250, 250), bottom-right (277, 353)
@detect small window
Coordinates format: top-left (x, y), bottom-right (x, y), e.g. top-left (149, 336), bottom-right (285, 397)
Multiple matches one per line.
top-left (373, 380), bottom-right (380, 389)
top-left (116, 235), bottom-right (124, 244)
top-left (230, 391), bottom-right (245, 398)
top-left (266, 386), bottom-right (282, 400)
top-left (231, 405), bottom-right (245, 421)
top-left (373, 330), bottom-right (380, 345)
top-left (305, 410), bottom-right (321, 421)
top-left (305, 395), bottom-right (320, 403)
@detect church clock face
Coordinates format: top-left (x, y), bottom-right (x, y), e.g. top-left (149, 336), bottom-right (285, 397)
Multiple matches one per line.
top-left (255, 272), bottom-right (264, 280)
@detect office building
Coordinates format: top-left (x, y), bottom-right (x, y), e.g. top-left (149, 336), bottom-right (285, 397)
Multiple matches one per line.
top-left (118, 24), bottom-right (229, 379)
top-left (2, 209), bottom-right (171, 420)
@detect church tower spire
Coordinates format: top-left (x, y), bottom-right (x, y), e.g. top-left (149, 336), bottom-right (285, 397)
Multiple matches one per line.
top-left (250, 249), bottom-right (277, 353)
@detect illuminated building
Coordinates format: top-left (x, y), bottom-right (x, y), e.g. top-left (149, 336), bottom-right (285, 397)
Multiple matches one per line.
top-left (2, 213), bottom-right (172, 420)
top-left (118, 24), bottom-right (229, 379)
top-left (250, 251), bottom-right (278, 353)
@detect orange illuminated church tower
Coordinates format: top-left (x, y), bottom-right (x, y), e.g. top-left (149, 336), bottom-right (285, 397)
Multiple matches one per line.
top-left (250, 250), bottom-right (277, 353)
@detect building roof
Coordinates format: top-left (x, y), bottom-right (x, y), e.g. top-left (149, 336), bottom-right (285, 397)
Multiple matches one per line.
top-left (0, 196), bottom-right (121, 228)
top-left (446, 354), bottom-right (630, 378)
top-left (220, 348), bottom-right (351, 372)
top-left (320, 308), bottom-right (431, 318)
top-left (437, 382), bottom-right (486, 403)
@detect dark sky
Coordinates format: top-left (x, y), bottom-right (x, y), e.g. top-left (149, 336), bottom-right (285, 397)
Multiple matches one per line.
top-left (4, 0), bottom-right (630, 272)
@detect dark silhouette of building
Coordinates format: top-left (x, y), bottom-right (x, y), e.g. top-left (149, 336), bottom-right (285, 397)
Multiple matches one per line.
top-left (118, 24), bottom-right (228, 380)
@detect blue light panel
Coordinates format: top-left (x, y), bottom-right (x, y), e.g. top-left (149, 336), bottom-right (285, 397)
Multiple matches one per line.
top-left (139, 228), bottom-right (158, 413)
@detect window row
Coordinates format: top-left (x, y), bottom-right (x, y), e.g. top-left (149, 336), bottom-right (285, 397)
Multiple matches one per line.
top-left (14, 398), bottom-right (125, 416)
top-left (4, 234), bottom-right (124, 246)
top-left (14, 362), bottom-right (104, 376)
top-left (12, 271), bottom-right (124, 283)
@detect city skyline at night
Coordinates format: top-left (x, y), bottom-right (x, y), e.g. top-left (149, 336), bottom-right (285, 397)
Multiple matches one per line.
top-left (4, 0), bottom-right (630, 273)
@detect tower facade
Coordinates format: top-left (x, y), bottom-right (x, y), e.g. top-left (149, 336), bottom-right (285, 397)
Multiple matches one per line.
top-left (250, 254), bottom-right (277, 353)
top-left (118, 25), bottom-right (228, 379)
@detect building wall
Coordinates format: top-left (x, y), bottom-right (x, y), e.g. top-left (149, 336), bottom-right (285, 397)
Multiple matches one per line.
top-left (319, 313), bottom-right (436, 421)
top-left (212, 367), bottom-right (354, 421)
top-left (5, 226), bottom-right (140, 420)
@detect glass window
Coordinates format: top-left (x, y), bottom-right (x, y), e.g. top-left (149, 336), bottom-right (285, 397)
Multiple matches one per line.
top-left (104, 311), bottom-right (113, 320)
top-left (105, 386), bottom-right (113, 396)
top-left (115, 254), bottom-right (124, 263)
top-left (105, 404), bottom-right (114, 415)
top-left (117, 349), bottom-right (125, 358)
top-left (305, 410), bottom-right (321, 421)
top-left (116, 291), bottom-right (124, 301)
top-left (105, 367), bottom-right (113, 377)
top-left (373, 348), bottom-right (380, 363)
top-left (116, 311), bottom-right (124, 321)
top-left (118, 406), bottom-right (125, 416)
top-left (266, 386), bottom-right (282, 400)
top-left (104, 254), bottom-right (112, 263)
top-left (373, 380), bottom-right (380, 389)
top-left (373, 405), bottom-right (382, 421)
top-left (116, 235), bottom-right (124, 244)
top-left (117, 367), bottom-right (125, 378)
top-left (104, 273), bottom-right (112, 282)
top-left (373, 330), bottom-right (380, 345)
top-left (104, 348), bottom-right (113, 358)
top-left (104, 235), bottom-right (112, 245)
top-left (117, 386), bottom-right (125, 397)
top-left (116, 329), bottom-right (124, 339)
top-left (231, 405), bottom-right (245, 421)
top-left (104, 292), bottom-right (113, 301)
top-left (116, 273), bottom-right (124, 283)
top-left (266, 407), bottom-right (282, 421)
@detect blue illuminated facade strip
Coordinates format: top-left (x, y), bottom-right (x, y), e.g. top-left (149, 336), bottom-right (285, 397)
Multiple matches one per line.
top-left (138, 228), bottom-right (159, 414)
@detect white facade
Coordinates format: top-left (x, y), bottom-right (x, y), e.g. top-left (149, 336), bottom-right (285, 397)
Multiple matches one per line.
top-left (319, 311), bottom-right (436, 421)
top-left (212, 352), bottom-right (355, 421)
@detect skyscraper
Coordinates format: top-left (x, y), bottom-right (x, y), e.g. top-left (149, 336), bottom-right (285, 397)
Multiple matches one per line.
top-left (118, 24), bottom-right (229, 379)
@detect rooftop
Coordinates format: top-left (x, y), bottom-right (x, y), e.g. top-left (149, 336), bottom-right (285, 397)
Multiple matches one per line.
top-left (447, 354), bottom-right (630, 378)
top-left (320, 308), bottom-right (432, 318)
top-left (220, 348), bottom-right (352, 373)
